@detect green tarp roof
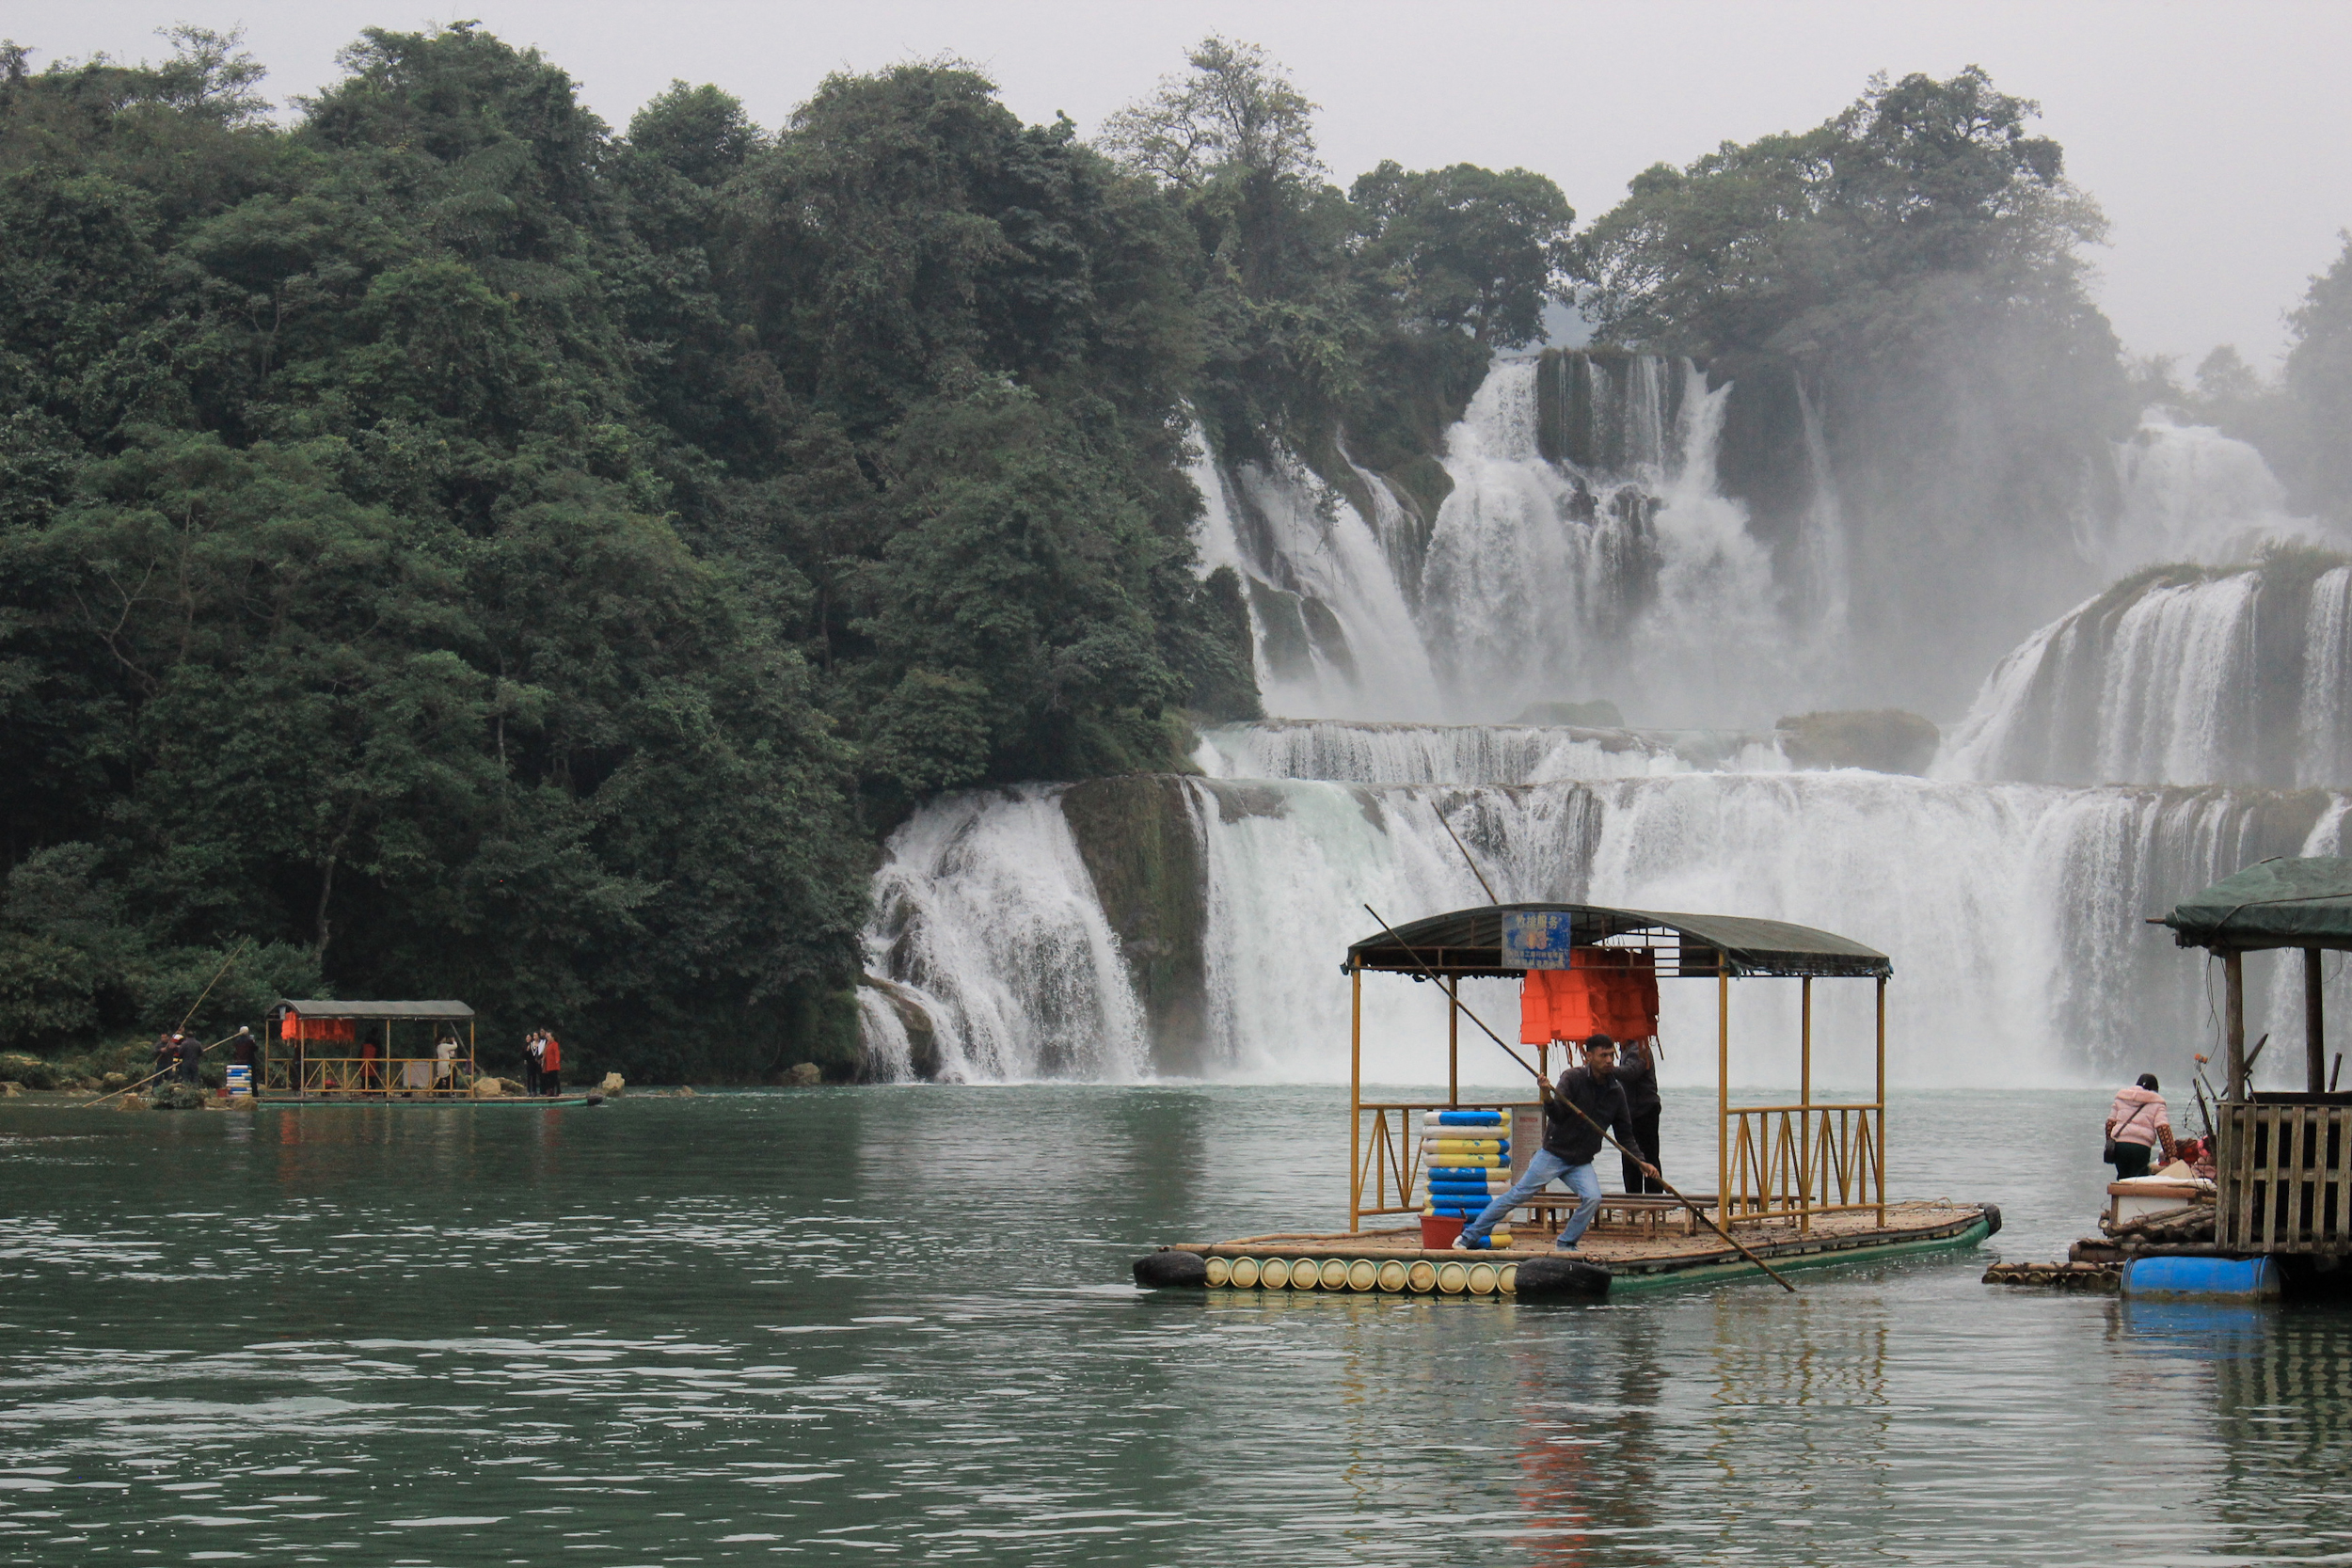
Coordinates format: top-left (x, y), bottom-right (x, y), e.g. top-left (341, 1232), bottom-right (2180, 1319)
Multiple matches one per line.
top-left (1347, 903), bottom-right (1891, 979)
top-left (278, 999), bottom-right (474, 1019)
top-left (2164, 858), bottom-right (2352, 951)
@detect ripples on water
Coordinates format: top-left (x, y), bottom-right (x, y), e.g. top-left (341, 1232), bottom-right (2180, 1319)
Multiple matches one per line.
top-left (1, 1087), bottom-right (2348, 1564)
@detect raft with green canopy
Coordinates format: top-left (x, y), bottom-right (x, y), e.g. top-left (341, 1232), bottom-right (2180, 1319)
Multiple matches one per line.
top-left (1133, 899), bottom-right (1994, 1300)
top-left (2160, 857), bottom-right (2352, 1255)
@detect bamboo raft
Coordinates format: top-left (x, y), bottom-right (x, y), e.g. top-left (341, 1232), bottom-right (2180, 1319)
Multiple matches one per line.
top-left (1138, 1200), bottom-right (1995, 1300)
top-left (1132, 900), bottom-right (2001, 1303)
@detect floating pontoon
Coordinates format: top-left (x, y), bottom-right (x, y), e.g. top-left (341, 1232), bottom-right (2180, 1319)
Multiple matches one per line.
top-left (260, 999), bottom-right (588, 1105)
top-left (1134, 901), bottom-right (1995, 1300)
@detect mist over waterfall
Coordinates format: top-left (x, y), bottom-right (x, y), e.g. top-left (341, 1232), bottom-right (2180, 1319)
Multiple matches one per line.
top-left (860, 352), bottom-right (2352, 1091)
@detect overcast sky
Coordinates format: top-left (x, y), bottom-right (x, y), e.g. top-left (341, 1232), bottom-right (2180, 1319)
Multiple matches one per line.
top-left (15, 0), bottom-right (2348, 371)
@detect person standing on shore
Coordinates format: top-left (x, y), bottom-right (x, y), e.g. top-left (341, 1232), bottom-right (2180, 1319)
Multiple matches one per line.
top-left (2106, 1073), bottom-right (2177, 1179)
top-left (1455, 1034), bottom-right (1656, 1253)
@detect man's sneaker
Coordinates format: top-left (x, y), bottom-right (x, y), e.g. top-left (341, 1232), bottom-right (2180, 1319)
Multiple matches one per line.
top-left (1552, 1242), bottom-right (1580, 1253)
top-left (1451, 1234), bottom-right (1483, 1251)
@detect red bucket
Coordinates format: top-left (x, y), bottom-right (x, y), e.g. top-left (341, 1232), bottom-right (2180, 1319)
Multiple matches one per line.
top-left (1420, 1214), bottom-right (1465, 1249)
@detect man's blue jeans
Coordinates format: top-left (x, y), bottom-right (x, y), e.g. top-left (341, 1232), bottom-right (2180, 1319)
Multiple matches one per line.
top-left (1460, 1148), bottom-right (1604, 1249)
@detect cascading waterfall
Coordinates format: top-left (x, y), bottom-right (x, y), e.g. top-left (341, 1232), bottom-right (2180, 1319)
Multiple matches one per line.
top-left (857, 354), bottom-right (2352, 1091)
top-left (862, 788), bottom-right (1151, 1083)
top-left (1192, 720), bottom-right (1789, 784)
top-left (1419, 359), bottom-right (1802, 725)
top-left (1940, 556), bottom-right (2352, 788)
top-left (1188, 442), bottom-right (1445, 721)
top-left (865, 772), bottom-right (2352, 1087)
top-left (2080, 411), bottom-right (2329, 580)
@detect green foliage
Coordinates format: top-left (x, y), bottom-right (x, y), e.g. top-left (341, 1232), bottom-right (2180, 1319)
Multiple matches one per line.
top-left (2284, 233), bottom-right (2352, 524)
top-left (0, 24), bottom-right (1292, 1080)
top-left (1569, 66), bottom-right (2130, 695)
top-left (1351, 161), bottom-right (1572, 349)
top-left (1575, 66), bottom-right (2105, 371)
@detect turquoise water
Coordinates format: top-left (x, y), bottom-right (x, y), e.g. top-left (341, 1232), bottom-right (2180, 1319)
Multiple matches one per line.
top-left (1, 1085), bottom-right (2347, 1565)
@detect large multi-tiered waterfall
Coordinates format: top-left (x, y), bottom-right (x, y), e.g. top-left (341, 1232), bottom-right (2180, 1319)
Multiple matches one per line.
top-left (860, 363), bottom-right (2352, 1089)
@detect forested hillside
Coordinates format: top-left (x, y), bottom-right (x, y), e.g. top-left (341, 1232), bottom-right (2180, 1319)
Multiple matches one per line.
top-left (3, 25), bottom-right (2340, 1083)
top-left (0, 26), bottom-right (1571, 1079)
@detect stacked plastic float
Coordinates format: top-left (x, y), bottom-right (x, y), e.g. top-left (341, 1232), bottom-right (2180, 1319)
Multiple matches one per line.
top-left (1200, 1253), bottom-right (1520, 1296)
top-left (1422, 1108), bottom-right (1513, 1249)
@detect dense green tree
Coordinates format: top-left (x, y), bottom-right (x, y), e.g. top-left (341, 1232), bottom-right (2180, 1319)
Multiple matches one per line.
top-left (2283, 233), bottom-right (2352, 524)
top-left (1350, 161), bottom-right (1572, 349)
top-left (1571, 66), bottom-right (2129, 700)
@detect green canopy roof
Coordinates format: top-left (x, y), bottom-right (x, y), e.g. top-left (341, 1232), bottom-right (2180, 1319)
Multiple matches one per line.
top-left (2164, 858), bottom-right (2352, 952)
top-left (1347, 902), bottom-right (1890, 980)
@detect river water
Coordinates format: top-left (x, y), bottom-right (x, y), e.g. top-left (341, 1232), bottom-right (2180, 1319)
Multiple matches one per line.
top-left (4, 1087), bottom-right (2349, 1565)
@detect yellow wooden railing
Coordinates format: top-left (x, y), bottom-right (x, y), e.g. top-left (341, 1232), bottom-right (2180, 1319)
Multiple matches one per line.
top-left (1723, 1102), bottom-right (1884, 1229)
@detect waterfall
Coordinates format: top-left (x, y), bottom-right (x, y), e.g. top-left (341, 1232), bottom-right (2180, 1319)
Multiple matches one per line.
top-left (863, 772), bottom-right (2352, 1088)
top-left (1191, 352), bottom-right (1830, 728)
top-left (1940, 556), bottom-right (2352, 788)
top-left (2083, 412), bottom-right (2327, 580)
top-left (858, 356), bottom-right (2352, 1095)
top-left (862, 787), bottom-right (1151, 1083)
top-left (1192, 721), bottom-right (1789, 784)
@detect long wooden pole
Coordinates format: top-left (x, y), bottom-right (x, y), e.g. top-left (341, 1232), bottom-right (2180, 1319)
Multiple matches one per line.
top-left (2225, 951), bottom-right (2247, 1100)
top-left (1363, 905), bottom-right (1796, 1291)
top-left (175, 939), bottom-right (250, 1037)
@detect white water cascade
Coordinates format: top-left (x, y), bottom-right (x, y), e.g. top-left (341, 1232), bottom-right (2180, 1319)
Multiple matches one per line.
top-left (865, 772), bottom-right (2352, 1087)
top-left (858, 355), bottom-right (2352, 1091)
top-left (1192, 721), bottom-right (1789, 784)
top-left (1191, 354), bottom-right (1843, 728)
top-left (1940, 561), bottom-right (2352, 788)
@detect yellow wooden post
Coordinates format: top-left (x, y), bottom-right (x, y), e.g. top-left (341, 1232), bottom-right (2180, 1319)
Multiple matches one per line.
top-left (1875, 974), bottom-right (1887, 1226)
top-left (1447, 976), bottom-right (1459, 1108)
top-left (1349, 963), bottom-right (1362, 1233)
top-left (1717, 964), bottom-right (1730, 1225)
top-left (1799, 975), bottom-right (1813, 1233)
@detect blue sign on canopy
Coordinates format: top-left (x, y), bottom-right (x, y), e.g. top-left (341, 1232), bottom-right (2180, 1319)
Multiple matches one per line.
top-left (1502, 911), bottom-right (1575, 970)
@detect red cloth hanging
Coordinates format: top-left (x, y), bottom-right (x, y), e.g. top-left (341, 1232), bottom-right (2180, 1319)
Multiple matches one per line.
top-left (1519, 950), bottom-right (1659, 1044)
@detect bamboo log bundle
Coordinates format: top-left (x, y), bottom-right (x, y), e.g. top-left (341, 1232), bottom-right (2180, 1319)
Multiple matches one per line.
top-left (2100, 1203), bottom-right (2217, 1244)
top-left (1982, 1259), bottom-right (2121, 1291)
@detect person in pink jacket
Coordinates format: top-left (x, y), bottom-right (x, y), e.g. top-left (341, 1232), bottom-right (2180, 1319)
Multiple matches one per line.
top-left (2106, 1074), bottom-right (2178, 1179)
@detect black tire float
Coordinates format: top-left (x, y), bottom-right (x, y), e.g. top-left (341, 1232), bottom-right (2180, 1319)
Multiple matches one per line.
top-left (1132, 1249), bottom-right (1209, 1289)
top-left (1510, 1255), bottom-right (1613, 1301)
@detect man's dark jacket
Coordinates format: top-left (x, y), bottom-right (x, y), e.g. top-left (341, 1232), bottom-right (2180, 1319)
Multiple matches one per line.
top-left (1543, 1066), bottom-right (1640, 1165)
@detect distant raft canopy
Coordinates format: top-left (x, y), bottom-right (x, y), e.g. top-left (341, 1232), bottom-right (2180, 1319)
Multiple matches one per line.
top-left (2164, 857), bottom-right (2352, 952)
top-left (1347, 902), bottom-right (1891, 980)
top-left (278, 999), bottom-right (476, 1019)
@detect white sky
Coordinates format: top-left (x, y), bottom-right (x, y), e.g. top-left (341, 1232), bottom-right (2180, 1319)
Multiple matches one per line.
top-left (13, 0), bottom-right (2350, 371)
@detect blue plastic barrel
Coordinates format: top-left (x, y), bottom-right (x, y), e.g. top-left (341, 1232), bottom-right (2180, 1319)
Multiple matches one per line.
top-left (2121, 1256), bottom-right (2282, 1300)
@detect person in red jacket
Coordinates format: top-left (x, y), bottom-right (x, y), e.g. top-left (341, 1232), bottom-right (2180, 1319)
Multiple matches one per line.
top-left (538, 1033), bottom-right (562, 1097)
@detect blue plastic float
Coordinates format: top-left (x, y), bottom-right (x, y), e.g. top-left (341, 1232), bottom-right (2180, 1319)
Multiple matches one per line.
top-left (2121, 1255), bottom-right (2282, 1300)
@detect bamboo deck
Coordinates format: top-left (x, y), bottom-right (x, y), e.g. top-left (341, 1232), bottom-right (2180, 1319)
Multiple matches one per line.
top-left (1161, 1200), bottom-right (1993, 1296)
